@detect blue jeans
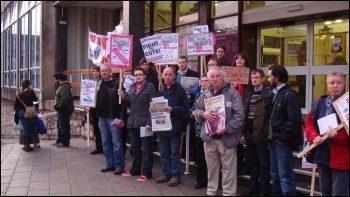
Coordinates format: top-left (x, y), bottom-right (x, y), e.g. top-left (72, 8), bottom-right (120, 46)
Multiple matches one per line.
top-left (245, 132), bottom-right (270, 193)
top-left (158, 134), bottom-right (181, 179)
top-left (18, 109), bottom-right (36, 137)
top-left (128, 128), bottom-right (153, 178)
top-left (56, 109), bottom-right (73, 146)
top-left (269, 141), bottom-right (296, 196)
top-left (99, 117), bottom-right (125, 170)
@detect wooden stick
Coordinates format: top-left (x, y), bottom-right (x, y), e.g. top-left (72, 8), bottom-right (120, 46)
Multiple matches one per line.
top-left (119, 70), bottom-right (122, 104)
top-left (310, 167), bottom-right (317, 196)
top-left (297, 122), bottom-right (344, 158)
top-left (86, 110), bottom-right (90, 147)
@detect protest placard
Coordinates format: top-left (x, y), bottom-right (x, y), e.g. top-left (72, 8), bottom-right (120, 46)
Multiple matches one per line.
top-left (140, 35), bottom-right (163, 63)
top-left (192, 25), bottom-right (209, 34)
top-left (204, 95), bottom-right (226, 136)
top-left (123, 75), bottom-right (135, 93)
top-left (155, 33), bottom-right (179, 65)
top-left (181, 76), bottom-right (199, 95)
top-left (222, 66), bottom-right (250, 85)
top-left (80, 79), bottom-right (97, 107)
top-left (109, 34), bottom-right (133, 70)
top-left (333, 91), bottom-right (349, 134)
top-left (186, 33), bottom-right (215, 56)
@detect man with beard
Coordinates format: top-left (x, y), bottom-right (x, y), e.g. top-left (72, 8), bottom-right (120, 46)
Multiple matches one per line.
top-left (267, 65), bottom-right (302, 196)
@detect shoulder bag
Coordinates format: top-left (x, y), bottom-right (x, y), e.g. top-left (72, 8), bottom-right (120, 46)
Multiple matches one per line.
top-left (17, 96), bottom-right (37, 118)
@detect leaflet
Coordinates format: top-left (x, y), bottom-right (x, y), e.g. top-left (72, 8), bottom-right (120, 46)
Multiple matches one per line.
top-left (150, 100), bottom-right (172, 132)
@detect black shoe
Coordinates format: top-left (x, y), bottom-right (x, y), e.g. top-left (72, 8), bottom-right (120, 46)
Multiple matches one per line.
top-left (237, 167), bottom-right (250, 176)
top-left (242, 190), bottom-right (259, 196)
top-left (101, 167), bottom-right (116, 172)
top-left (90, 149), bottom-right (103, 155)
top-left (194, 184), bottom-right (206, 189)
top-left (56, 143), bottom-right (69, 148)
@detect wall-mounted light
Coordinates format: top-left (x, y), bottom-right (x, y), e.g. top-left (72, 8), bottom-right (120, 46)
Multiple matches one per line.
top-left (325, 21), bottom-right (332, 25)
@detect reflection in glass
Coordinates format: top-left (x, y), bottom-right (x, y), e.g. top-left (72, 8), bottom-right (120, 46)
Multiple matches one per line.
top-left (212, 1), bottom-right (238, 17)
top-left (260, 25), bottom-right (307, 67)
top-left (177, 24), bottom-right (198, 71)
top-left (176, 1), bottom-right (198, 25)
top-left (313, 19), bottom-right (349, 66)
top-left (152, 1), bottom-right (172, 30)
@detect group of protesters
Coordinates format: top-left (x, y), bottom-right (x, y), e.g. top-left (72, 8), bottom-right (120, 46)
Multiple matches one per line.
top-left (81, 44), bottom-right (348, 196)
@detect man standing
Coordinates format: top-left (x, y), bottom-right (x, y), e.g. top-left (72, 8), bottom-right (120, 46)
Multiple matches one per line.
top-left (240, 69), bottom-right (271, 196)
top-left (97, 65), bottom-right (125, 175)
top-left (53, 73), bottom-right (74, 148)
top-left (193, 66), bottom-right (245, 196)
top-left (140, 58), bottom-right (159, 92)
top-left (176, 55), bottom-right (199, 161)
top-left (155, 67), bottom-right (190, 187)
top-left (86, 66), bottom-right (103, 155)
top-left (267, 65), bottom-right (302, 196)
top-left (118, 67), bottom-right (157, 182)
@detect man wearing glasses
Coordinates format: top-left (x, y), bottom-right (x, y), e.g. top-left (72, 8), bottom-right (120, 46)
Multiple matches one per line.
top-left (240, 69), bottom-right (271, 196)
top-left (118, 67), bottom-right (157, 182)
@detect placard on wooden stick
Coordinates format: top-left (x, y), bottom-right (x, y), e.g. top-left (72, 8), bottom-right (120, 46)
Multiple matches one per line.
top-left (332, 91), bottom-right (349, 135)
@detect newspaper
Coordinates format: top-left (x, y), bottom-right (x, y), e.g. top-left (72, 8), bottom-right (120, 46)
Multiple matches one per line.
top-left (204, 94), bottom-right (226, 136)
top-left (150, 100), bottom-right (172, 132)
top-left (180, 76), bottom-right (199, 95)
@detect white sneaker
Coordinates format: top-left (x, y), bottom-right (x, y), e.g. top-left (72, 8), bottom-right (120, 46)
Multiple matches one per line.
top-left (34, 143), bottom-right (40, 148)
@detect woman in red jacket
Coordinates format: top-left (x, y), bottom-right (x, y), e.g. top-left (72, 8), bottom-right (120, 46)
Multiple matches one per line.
top-left (305, 70), bottom-right (349, 196)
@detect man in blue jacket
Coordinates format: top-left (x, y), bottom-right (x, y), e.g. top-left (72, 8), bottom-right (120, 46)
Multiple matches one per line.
top-left (154, 67), bottom-right (190, 187)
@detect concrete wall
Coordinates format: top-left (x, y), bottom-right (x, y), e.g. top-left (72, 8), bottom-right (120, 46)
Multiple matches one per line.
top-left (1, 98), bottom-right (94, 141)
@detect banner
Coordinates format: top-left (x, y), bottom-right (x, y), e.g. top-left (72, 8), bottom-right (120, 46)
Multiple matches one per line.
top-left (88, 31), bottom-right (109, 67)
top-left (80, 79), bottom-right (97, 107)
top-left (222, 66), bottom-right (250, 85)
top-left (109, 34), bottom-right (133, 70)
top-left (140, 35), bottom-right (163, 63)
top-left (186, 33), bottom-right (215, 56)
top-left (155, 33), bottom-right (179, 65)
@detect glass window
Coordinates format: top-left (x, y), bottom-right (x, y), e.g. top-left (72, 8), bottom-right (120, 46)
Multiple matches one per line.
top-left (20, 1), bottom-right (29, 17)
top-left (260, 24), bottom-right (307, 67)
top-left (29, 4), bottom-right (41, 89)
top-left (212, 1), bottom-right (238, 17)
top-left (145, 1), bottom-right (151, 32)
top-left (153, 1), bottom-right (172, 30)
top-left (11, 24), bottom-right (17, 71)
top-left (312, 74), bottom-right (349, 101)
top-left (20, 14), bottom-right (29, 70)
top-left (244, 1), bottom-right (292, 11)
top-left (176, 1), bottom-right (198, 25)
top-left (213, 16), bottom-right (239, 63)
top-left (10, 2), bottom-right (18, 24)
top-left (313, 19), bottom-right (349, 66)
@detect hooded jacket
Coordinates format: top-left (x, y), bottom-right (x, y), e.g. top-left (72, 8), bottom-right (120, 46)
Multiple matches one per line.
top-left (54, 81), bottom-right (74, 113)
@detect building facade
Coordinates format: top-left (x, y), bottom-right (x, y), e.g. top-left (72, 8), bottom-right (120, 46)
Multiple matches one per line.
top-left (1, 1), bottom-right (349, 114)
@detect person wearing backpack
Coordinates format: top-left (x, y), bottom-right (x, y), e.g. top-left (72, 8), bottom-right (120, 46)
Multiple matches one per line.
top-left (14, 79), bottom-right (38, 152)
top-left (305, 70), bottom-right (349, 196)
top-left (267, 65), bottom-right (302, 196)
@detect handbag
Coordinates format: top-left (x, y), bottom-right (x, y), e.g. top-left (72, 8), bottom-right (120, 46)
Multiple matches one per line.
top-left (13, 120), bottom-right (23, 130)
top-left (17, 96), bottom-right (37, 118)
top-left (305, 146), bottom-right (316, 164)
top-left (37, 114), bottom-right (47, 134)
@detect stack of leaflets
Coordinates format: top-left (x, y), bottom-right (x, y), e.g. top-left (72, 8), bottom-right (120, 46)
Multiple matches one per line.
top-left (150, 97), bottom-right (172, 132)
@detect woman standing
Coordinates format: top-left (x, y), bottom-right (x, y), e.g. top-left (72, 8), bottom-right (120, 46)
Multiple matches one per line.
top-left (305, 70), bottom-right (349, 196)
top-left (14, 79), bottom-right (39, 152)
top-left (231, 52), bottom-right (254, 176)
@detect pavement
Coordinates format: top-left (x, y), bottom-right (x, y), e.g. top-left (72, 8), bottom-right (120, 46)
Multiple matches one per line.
top-left (1, 138), bottom-right (250, 196)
